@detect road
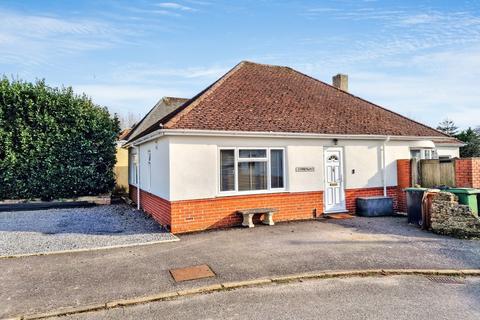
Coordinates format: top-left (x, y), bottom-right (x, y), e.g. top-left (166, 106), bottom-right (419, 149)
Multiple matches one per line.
top-left (68, 275), bottom-right (480, 320)
top-left (3, 217), bottom-right (480, 318)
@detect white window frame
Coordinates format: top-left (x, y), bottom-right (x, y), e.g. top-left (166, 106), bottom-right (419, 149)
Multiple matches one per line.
top-left (410, 148), bottom-right (438, 160)
top-left (131, 154), bottom-right (138, 185)
top-left (147, 150), bottom-right (152, 191)
top-left (218, 147), bottom-right (286, 196)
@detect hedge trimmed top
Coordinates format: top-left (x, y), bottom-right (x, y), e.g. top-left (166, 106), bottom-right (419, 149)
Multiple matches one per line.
top-left (0, 77), bottom-right (120, 200)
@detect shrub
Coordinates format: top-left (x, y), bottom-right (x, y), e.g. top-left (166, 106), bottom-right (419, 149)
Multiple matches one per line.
top-left (0, 77), bottom-right (120, 200)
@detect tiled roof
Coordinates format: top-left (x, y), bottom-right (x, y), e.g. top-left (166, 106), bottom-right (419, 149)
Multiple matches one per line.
top-left (118, 128), bottom-right (132, 141)
top-left (163, 61), bottom-right (447, 137)
top-left (128, 61), bottom-right (450, 143)
top-left (433, 137), bottom-right (465, 146)
top-left (125, 97), bottom-right (188, 143)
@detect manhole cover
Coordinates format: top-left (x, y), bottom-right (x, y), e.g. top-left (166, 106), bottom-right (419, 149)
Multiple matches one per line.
top-left (170, 264), bottom-right (216, 282)
top-left (425, 276), bottom-right (465, 285)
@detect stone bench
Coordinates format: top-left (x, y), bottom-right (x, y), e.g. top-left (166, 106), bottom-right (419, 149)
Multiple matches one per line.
top-left (237, 208), bottom-right (277, 228)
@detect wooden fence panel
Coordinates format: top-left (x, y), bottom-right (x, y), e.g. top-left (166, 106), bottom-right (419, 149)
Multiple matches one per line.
top-left (418, 159), bottom-right (455, 188)
top-left (439, 161), bottom-right (456, 187)
top-left (420, 160), bottom-right (440, 187)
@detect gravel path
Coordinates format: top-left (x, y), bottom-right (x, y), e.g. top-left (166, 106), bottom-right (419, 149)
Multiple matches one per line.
top-left (0, 204), bottom-right (178, 256)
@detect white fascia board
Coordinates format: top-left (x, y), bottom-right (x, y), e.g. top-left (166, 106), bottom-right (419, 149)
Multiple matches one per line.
top-left (435, 143), bottom-right (466, 147)
top-left (125, 128), bottom-right (446, 146)
top-left (161, 129), bottom-right (444, 141)
top-left (123, 130), bottom-right (165, 148)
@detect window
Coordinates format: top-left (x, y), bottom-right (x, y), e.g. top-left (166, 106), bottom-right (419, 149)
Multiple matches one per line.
top-left (410, 149), bottom-right (438, 160)
top-left (220, 150), bottom-right (235, 192)
top-left (270, 149), bottom-right (284, 189)
top-left (147, 150), bottom-right (152, 190)
top-left (423, 149), bottom-right (437, 160)
top-left (238, 149), bottom-right (268, 191)
top-left (410, 149), bottom-right (421, 160)
top-left (131, 154), bottom-right (138, 185)
top-left (327, 154), bottom-right (339, 161)
top-left (219, 148), bottom-right (285, 193)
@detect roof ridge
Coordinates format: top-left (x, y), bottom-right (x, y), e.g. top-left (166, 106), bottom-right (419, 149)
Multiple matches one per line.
top-left (126, 96), bottom-right (187, 142)
top-left (240, 60), bottom-right (291, 69)
top-left (163, 61), bottom-right (248, 129)
top-left (164, 96), bottom-right (189, 100)
top-left (283, 66), bottom-right (449, 138)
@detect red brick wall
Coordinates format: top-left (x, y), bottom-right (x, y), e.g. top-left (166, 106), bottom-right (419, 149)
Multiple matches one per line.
top-left (345, 186), bottom-right (398, 213)
top-left (396, 159), bottom-right (412, 212)
top-left (170, 191), bottom-right (323, 234)
top-left (129, 185), bottom-right (171, 227)
top-left (130, 186), bottom-right (400, 234)
top-left (455, 158), bottom-right (480, 188)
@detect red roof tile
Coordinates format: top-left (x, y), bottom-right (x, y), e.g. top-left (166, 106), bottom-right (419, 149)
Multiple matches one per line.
top-left (163, 61), bottom-right (447, 137)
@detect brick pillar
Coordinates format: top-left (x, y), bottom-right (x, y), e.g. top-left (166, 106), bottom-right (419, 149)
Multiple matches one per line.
top-left (129, 184), bottom-right (138, 204)
top-left (455, 158), bottom-right (480, 188)
top-left (396, 159), bottom-right (411, 212)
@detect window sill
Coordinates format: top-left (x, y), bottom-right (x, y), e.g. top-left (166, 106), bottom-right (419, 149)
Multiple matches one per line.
top-left (216, 189), bottom-right (287, 198)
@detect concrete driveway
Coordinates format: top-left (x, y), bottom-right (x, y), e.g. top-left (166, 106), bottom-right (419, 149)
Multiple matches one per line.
top-left (1, 216), bottom-right (480, 318)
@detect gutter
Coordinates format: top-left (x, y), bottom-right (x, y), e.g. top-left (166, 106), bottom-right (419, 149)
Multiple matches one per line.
top-left (124, 128), bottom-right (449, 147)
top-left (133, 145), bottom-right (141, 210)
top-left (382, 136), bottom-right (391, 197)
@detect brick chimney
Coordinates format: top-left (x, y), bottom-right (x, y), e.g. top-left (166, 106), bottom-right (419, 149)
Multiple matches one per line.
top-left (332, 74), bottom-right (348, 92)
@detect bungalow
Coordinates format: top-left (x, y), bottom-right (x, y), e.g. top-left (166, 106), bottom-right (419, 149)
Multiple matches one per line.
top-left (124, 61), bottom-right (462, 233)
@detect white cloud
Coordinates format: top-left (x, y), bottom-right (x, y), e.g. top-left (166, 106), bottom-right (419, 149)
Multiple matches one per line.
top-left (156, 2), bottom-right (195, 11)
top-left (72, 84), bottom-right (189, 115)
top-left (346, 46), bottom-right (480, 129)
top-left (0, 9), bottom-right (123, 66)
top-left (111, 64), bottom-right (228, 83)
top-left (400, 14), bottom-right (439, 25)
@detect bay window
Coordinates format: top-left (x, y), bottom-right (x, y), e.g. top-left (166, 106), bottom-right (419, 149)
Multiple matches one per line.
top-left (219, 148), bottom-right (285, 193)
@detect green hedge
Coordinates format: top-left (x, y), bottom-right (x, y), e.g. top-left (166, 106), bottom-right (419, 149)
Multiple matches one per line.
top-left (0, 77), bottom-right (120, 200)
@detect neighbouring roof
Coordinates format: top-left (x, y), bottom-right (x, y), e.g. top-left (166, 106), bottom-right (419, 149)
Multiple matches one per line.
top-left (433, 137), bottom-right (465, 146)
top-left (118, 128), bottom-right (132, 141)
top-left (129, 61), bottom-right (453, 143)
top-left (125, 96), bottom-right (188, 143)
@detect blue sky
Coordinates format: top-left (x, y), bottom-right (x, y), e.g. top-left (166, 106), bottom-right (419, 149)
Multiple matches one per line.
top-left (1, 0), bottom-right (479, 129)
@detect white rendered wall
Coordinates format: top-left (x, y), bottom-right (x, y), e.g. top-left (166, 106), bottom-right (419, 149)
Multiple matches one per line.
top-left (130, 137), bottom-right (170, 200)
top-left (167, 135), bottom-right (416, 201)
top-left (341, 140), bottom-right (411, 189)
top-left (436, 146), bottom-right (460, 158)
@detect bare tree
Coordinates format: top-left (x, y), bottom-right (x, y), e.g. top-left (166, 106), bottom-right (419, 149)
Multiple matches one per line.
top-left (117, 112), bottom-right (142, 129)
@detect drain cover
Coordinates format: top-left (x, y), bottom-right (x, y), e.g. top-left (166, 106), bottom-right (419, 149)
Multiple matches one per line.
top-left (170, 264), bottom-right (216, 282)
top-left (425, 276), bottom-right (465, 285)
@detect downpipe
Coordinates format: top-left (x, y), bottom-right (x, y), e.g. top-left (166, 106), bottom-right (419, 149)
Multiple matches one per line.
top-left (382, 136), bottom-right (391, 197)
top-left (133, 145), bottom-right (141, 210)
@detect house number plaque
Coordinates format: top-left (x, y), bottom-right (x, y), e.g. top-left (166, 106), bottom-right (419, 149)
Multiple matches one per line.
top-left (295, 167), bottom-right (315, 172)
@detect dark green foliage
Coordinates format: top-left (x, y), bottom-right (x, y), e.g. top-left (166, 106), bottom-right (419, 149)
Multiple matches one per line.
top-left (436, 119), bottom-right (458, 136)
top-left (0, 77), bottom-right (120, 200)
top-left (456, 128), bottom-right (480, 158)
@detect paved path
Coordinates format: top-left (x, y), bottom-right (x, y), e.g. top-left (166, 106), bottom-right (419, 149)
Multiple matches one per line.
top-left (68, 275), bottom-right (480, 320)
top-left (0, 204), bottom-right (177, 256)
top-left (1, 216), bottom-right (480, 318)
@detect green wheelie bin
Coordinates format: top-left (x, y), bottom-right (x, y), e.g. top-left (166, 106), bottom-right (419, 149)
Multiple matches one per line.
top-left (447, 188), bottom-right (480, 217)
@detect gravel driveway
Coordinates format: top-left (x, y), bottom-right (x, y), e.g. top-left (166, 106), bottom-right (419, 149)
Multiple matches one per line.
top-left (0, 204), bottom-right (178, 256)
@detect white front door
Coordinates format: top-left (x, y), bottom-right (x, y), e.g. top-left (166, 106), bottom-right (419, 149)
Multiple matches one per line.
top-left (324, 147), bottom-right (346, 213)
